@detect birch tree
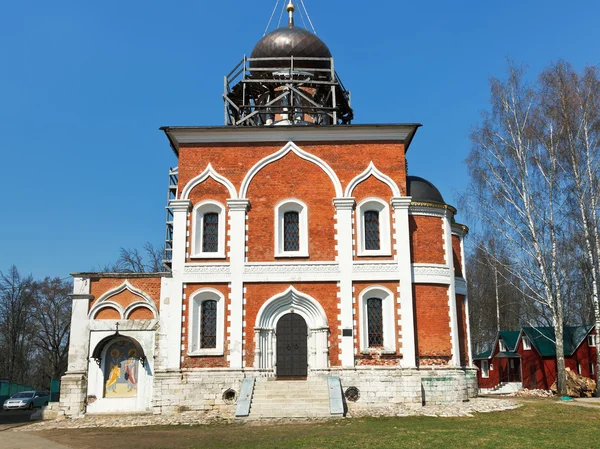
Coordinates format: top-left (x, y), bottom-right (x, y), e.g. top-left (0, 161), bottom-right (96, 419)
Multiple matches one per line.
top-left (466, 63), bottom-right (571, 395)
top-left (539, 61), bottom-right (600, 394)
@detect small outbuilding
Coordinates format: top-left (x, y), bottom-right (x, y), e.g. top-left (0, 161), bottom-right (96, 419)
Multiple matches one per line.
top-left (474, 325), bottom-right (597, 392)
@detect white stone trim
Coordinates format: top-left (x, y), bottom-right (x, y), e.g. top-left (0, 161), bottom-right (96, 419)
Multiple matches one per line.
top-left (358, 285), bottom-right (396, 353)
top-left (356, 197), bottom-right (392, 257)
top-left (333, 197), bottom-right (356, 367)
top-left (239, 141), bottom-right (343, 198)
top-left (390, 196), bottom-right (415, 368)
top-left (344, 161), bottom-right (401, 197)
top-left (86, 331), bottom-right (154, 413)
top-left (244, 262), bottom-right (339, 281)
top-left (191, 200), bottom-right (226, 259)
top-left (254, 286), bottom-right (329, 371)
top-left (411, 264), bottom-right (453, 284)
top-left (443, 216), bottom-right (460, 367)
top-left (91, 303), bottom-right (124, 320)
top-left (256, 286), bottom-right (328, 329)
top-left (180, 163), bottom-right (237, 200)
top-left (226, 199), bottom-right (250, 369)
top-left (124, 303), bottom-right (156, 320)
top-left (188, 288), bottom-right (225, 356)
top-left (88, 280), bottom-right (158, 320)
top-left (274, 198), bottom-right (309, 258)
top-left (165, 124), bottom-right (418, 146)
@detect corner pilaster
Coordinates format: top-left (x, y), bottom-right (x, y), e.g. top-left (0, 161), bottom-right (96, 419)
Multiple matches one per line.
top-left (227, 199), bottom-right (250, 369)
top-left (391, 197), bottom-right (416, 368)
top-left (333, 197), bottom-right (355, 368)
top-left (166, 199), bottom-right (191, 370)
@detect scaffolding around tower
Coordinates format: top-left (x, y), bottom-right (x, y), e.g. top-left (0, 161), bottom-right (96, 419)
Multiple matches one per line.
top-left (223, 55), bottom-right (353, 127)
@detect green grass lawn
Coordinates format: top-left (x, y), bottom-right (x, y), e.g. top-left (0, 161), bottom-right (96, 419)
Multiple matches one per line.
top-left (39, 400), bottom-right (600, 449)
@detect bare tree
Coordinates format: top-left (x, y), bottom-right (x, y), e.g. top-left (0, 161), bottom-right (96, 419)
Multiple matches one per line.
top-left (0, 266), bottom-right (36, 383)
top-left (539, 61), bottom-right (600, 394)
top-left (32, 277), bottom-right (71, 381)
top-left (466, 63), bottom-right (572, 395)
top-left (96, 242), bottom-right (165, 273)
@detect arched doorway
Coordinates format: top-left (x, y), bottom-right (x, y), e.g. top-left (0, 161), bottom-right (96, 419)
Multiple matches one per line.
top-left (276, 313), bottom-right (308, 378)
top-left (254, 286), bottom-right (329, 373)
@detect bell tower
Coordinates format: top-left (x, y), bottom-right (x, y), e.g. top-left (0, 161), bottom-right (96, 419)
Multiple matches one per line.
top-left (223, 1), bottom-right (353, 126)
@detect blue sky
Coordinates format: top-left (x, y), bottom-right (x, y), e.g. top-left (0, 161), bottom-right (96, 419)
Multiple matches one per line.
top-left (1, 1), bottom-right (599, 279)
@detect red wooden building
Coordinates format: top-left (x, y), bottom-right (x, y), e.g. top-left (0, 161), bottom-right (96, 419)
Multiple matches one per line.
top-left (474, 326), bottom-right (597, 391)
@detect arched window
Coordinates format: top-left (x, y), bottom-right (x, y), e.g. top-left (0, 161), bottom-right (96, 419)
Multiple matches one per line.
top-left (359, 286), bottom-right (396, 353)
top-left (103, 339), bottom-right (138, 398)
top-left (192, 201), bottom-right (225, 258)
top-left (364, 210), bottom-right (380, 250)
top-left (284, 211), bottom-right (300, 251)
top-left (356, 198), bottom-right (391, 256)
top-left (202, 213), bottom-right (219, 253)
top-left (275, 199), bottom-right (308, 257)
top-left (189, 289), bottom-right (224, 356)
top-left (367, 298), bottom-right (383, 347)
top-left (201, 300), bottom-right (217, 348)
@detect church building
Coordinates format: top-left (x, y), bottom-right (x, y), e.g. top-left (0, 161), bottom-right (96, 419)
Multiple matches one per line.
top-left (60, 2), bottom-right (476, 418)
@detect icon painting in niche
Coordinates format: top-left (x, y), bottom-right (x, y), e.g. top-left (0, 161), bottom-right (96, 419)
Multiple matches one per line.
top-left (104, 339), bottom-right (138, 397)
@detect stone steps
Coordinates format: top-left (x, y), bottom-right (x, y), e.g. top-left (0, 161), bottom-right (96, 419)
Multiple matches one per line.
top-left (249, 379), bottom-right (332, 418)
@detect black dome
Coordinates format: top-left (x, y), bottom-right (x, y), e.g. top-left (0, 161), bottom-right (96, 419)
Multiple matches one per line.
top-left (407, 176), bottom-right (445, 204)
top-left (250, 26), bottom-right (332, 70)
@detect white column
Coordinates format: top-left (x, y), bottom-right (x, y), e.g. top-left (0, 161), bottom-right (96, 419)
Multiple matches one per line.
top-left (444, 212), bottom-right (460, 366)
top-left (66, 277), bottom-right (92, 373)
top-left (391, 198), bottom-right (416, 368)
top-left (333, 197), bottom-right (355, 368)
top-left (227, 199), bottom-right (250, 369)
top-left (166, 199), bottom-right (191, 370)
top-left (459, 231), bottom-right (474, 367)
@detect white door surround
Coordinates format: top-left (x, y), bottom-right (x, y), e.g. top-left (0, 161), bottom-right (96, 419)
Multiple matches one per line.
top-left (254, 286), bottom-right (329, 372)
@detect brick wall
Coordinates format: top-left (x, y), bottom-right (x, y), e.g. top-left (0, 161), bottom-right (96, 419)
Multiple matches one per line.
top-left (413, 284), bottom-right (452, 365)
top-left (409, 216), bottom-right (445, 264)
top-left (89, 278), bottom-right (162, 311)
top-left (246, 151), bottom-right (336, 261)
top-left (452, 235), bottom-right (463, 277)
top-left (456, 294), bottom-right (468, 366)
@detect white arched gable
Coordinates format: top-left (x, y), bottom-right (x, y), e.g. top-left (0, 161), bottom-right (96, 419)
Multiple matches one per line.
top-left (92, 303), bottom-right (125, 320)
top-left (89, 280), bottom-right (158, 319)
top-left (181, 163), bottom-right (238, 200)
top-left (255, 286), bottom-right (328, 329)
top-left (239, 141), bottom-right (343, 198)
top-left (345, 161), bottom-right (401, 198)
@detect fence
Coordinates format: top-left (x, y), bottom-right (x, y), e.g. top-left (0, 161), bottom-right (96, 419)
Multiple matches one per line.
top-left (0, 379), bottom-right (36, 404)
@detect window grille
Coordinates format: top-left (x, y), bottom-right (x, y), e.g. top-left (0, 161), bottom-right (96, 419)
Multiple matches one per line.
top-left (202, 213), bottom-right (219, 253)
top-left (364, 210), bottom-right (380, 250)
top-left (367, 298), bottom-right (383, 347)
top-left (201, 300), bottom-right (217, 348)
top-left (284, 211), bottom-right (300, 251)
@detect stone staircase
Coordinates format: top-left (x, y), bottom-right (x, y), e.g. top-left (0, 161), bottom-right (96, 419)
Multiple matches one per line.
top-left (248, 378), bottom-right (333, 418)
top-left (484, 382), bottom-right (522, 395)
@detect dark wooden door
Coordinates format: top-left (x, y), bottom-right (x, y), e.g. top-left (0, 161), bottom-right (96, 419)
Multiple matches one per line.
top-left (276, 313), bottom-right (308, 378)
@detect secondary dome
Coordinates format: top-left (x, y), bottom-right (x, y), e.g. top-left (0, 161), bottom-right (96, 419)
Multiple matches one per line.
top-left (407, 176), bottom-right (445, 204)
top-left (249, 26), bottom-right (332, 71)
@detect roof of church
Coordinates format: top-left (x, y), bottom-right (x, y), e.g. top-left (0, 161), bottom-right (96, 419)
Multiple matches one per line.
top-left (406, 176), bottom-right (445, 204)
